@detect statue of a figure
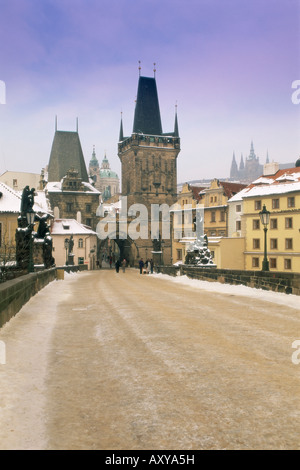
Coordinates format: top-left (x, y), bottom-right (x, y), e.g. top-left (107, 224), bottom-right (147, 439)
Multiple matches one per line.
top-left (20, 186), bottom-right (30, 215)
top-left (35, 214), bottom-right (50, 239)
top-left (28, 188), bottom-right (35, 210)
top-left (152, 233), bottom-right (161, 252)
top-left (68, 235), bottom-right (74, 254)
top-left (20, 186), bottom-right (35, 216)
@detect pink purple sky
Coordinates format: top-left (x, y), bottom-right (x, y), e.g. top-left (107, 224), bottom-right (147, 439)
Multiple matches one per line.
top-left (0, 0), bottom-right (299, 184)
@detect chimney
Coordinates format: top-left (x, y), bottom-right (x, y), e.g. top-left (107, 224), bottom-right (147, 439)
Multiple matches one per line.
top-left (264, 162), bottom-right (279, 176)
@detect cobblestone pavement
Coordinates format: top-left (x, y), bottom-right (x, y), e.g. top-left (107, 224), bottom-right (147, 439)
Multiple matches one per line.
top-left (0, 269), bottom-right (299, 450)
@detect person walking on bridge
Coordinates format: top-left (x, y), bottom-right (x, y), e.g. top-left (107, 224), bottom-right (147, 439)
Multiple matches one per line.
top-left (139, 258), bottom-right (144, 274)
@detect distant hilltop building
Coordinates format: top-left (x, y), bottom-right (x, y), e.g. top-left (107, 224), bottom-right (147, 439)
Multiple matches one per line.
top-left (230, 141), bottom-right (264, 183)
top-left (88, 147), bottom-right (120, 201)
top-left (230, 141), bottom-right (295, 183)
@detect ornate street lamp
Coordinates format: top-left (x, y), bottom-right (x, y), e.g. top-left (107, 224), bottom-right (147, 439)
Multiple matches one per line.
top-left (259, 204), bottom-right (270, 271)
top-left (26, 209), bottom-right (35, 273)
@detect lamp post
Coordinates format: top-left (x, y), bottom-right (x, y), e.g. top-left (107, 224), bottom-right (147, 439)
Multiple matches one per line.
top-left (26, 209), bottom-right (35, 273)
top-left (259, 204), bottom-right (270, 271)
top-left (64, 238), bottom-right (69, 266)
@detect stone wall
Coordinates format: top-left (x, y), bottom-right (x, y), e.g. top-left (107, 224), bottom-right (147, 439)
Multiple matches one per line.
top-left (0, 265), bottom-right (88, 329)
top-left (155, 265), bottom-right (300, 296)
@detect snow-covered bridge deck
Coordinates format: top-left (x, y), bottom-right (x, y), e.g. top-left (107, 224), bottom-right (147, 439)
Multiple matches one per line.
top-left (0, 269), bottom-right (299, 450)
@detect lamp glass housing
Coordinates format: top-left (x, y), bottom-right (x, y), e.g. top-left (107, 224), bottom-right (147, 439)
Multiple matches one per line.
top-left (259, 205), bottom-right (270, 226)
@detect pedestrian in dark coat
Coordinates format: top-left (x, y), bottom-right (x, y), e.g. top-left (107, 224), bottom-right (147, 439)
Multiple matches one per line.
top-left (150, 259), bottom-right (154, 274)
top-left (139, 258), bottom-right (144, 274)
top-left (115, 259), bottom-right (120, 273)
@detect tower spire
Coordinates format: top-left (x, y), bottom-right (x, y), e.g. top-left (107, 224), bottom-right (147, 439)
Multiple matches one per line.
top-left (153, 62), bottom-right (156, 78)
top-left (174, 102), bottom-right (179, 137)
top-left (230, 151), bottom-right (238, 179)
top-left (138, 60), bottom-right (141, 77)
top-left (239, 153), bottom-right (244, 170)
top-left (119, 111), bottom-right (124, 141)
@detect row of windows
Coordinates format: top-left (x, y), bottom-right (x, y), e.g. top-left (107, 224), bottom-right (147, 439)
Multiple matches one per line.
top-left (252, 217), bottom-right (294, 230)
top-left (66, 203), bottom-right (92, 213)
top-left (252, 257), bottom-right (292, 270)
top-left (65, 238), bottom-right (85, 248)
top-left (252, 238), bottom-right (294, 250)
top-left (254, 197), bottom-right (295, 211)
top-left (210, 211), bottom-right (226, 222)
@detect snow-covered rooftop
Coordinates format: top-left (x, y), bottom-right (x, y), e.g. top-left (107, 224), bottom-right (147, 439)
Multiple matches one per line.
top-left (242, 181), bottom-right (300, 198)
top-left (46, 181), bottom-right (100, 194)
top-left (0, 182), bottom-right (51, 215)
top-left (51, 219), bottom-right (97, 235)
top-left (229, 167), bottom-right (300, 200)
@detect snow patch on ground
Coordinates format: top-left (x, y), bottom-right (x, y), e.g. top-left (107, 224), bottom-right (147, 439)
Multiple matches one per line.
top-left (152, 273), bottom-right (300, 310)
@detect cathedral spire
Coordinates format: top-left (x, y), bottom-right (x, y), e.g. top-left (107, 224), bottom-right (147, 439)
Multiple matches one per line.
top-left (266, 150), bottom-right (269, 164)
top-left (239, 153), bottom-right (244, 170)
top-left (230, 151), bottom-right (239, 179)
top-left (249, 140), bottom-right (256, 159)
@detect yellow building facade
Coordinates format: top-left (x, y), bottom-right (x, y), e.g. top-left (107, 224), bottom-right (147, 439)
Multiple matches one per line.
top-left (171, 180), bottom-right (246, 266)
top-left (243, 167), bottom-right (300, 273)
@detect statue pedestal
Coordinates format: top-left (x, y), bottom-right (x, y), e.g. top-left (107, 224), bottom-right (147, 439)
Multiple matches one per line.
top-left (68, 254), bottom-right (75, 266)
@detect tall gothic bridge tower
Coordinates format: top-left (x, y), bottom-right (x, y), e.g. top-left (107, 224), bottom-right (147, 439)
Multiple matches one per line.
top-left (117, 70), bottom-right (180, 265)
